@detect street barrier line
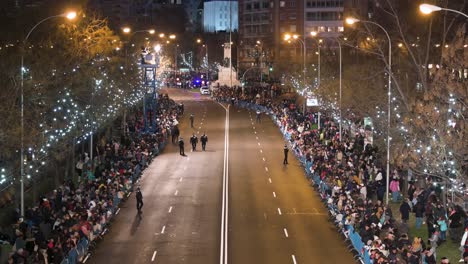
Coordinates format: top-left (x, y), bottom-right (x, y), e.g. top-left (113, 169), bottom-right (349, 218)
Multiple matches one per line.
top-left (224, 104), bottom-right (230, 264)
top-left (217, 101), bottom-right (229, 264)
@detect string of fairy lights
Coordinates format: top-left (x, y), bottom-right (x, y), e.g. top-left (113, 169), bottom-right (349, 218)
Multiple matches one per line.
top-left (0, 43), bottom-right (151, 189)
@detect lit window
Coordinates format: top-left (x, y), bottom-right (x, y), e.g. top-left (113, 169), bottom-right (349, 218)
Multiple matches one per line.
top-left (338, 26), bottom-right (344, 32)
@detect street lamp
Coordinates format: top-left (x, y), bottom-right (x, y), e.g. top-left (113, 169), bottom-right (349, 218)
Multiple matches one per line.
top-left (169, 34), bottom-right (176, 40)
top-left (346, 17), bottom-right (393, 205)
top-left (283, 34), bottom-right (306, 96)
top-left (255, 40), bottom-right (264, 83)
top-left (419, 3), bottom-right (468, 18)
top-left (19, 11), bottom-right (77, 217)
top-left (324, 37), bottom-right (343, 142)
top-left (196, 39), bottom-right (210, 82)
top-left (310, 32), bottom-right (321, 88)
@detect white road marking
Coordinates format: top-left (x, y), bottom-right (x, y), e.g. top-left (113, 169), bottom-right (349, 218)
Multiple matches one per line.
top-left (278, 208), bottom-right (282, 215)
top-left (273, 192), bottom-right (276, 198)
top-left (284, 228), bottom-right (289, 237)
top-left (268, 178), bottom-right (272, 183)
top-left (254, 131), bottom-right (257, 134)
top-left (161, 225), bottom-right (166, 234)
top-left (179, 177), bottom-right (183, 182)
top-left (217, 101), bottom-right (230, 264)
top-left (260, 149), bottom-right (263, 153)
top-left (151, 251), bottom-right (157, 262)
top-left (263, 157), bottom-right (266, 162)
top-left (174, 190), bottom-right (178, 196)
top-left (265, 167), bottom-right (268, 172)
top-left (256, 136), bottom-right (258, 140)
top-left (258, 142), bottom-right (261, 146)
top-left (115, 208), bottom-right (121, 215)
top-left (168, 206), bottom-right (173, 213)
top-left (292, 255), bottom-right (297, 264)
top-left (253, 127), bottom-right (255, 130)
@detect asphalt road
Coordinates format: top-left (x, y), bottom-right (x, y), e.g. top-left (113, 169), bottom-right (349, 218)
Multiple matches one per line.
top-left (88, 88), bottom-right (354, 264)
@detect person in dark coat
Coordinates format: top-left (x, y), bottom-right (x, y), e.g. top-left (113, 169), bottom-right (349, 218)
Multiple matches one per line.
top-left (178, 137), bottom-right (185, 156)
top-left (283, 145), bottom-right (289, 165)
top-left (399, 199), bottom-right (411, 223)
top-left (136, 188), bottom-right (143, 213)
top-left (190, 134), bottom-right (198, 151)
top-left (200, 133), bottom-right (208, 151)
top-left (189, 114), bottom-right (194, 128)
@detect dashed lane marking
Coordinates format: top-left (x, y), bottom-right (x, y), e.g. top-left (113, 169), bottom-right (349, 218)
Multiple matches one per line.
top-left (151, 251), bottom-right (157, 262)
top-left (265, 167), bottom-right (268, 172)
top-left (292, 255), bottom-right (297, 264)
top-left (278, 208), bottom-right (282, 215)
top-left (179, 177), bottom-right (183, 182)
top-left (283, 228), bottom-right (289, 237)
top-left (268, 178), bottom-right (272, 183)
top-left (273, 192), bottom-right (276, 198)
top-left (174, 190), bottom-right (178, 196)
top-left (168, 206), bottom-right (173, 213)
top-left (161, 226), bottom-right (166, 234)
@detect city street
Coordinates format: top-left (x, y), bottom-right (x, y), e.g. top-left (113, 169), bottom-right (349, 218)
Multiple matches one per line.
top-left (89, 88), bottom-right (353, 264)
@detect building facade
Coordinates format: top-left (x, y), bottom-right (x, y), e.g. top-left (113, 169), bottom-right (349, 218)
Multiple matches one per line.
top-left (238, 0), bottom-right (304, 72)
top-left (238, 0), bottom-right (370, 74)
top-left (203, 0), bottom-right (239, 33)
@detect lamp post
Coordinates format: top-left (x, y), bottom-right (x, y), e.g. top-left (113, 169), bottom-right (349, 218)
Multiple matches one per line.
top-left (197, 39), bottom-right (209, 82)
top-left (419, 3), bottom-right (468, 19)
top-left (346, 17), bottom-right (392, 205)
top-left (284, 34), bottom-right (306, 93)
top-left (324, 37), bottom-right (343, 142)
top-left (20, 11), bottom-right (77, 217)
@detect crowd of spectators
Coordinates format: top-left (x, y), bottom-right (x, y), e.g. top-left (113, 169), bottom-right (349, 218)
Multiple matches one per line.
top-left (3, 95), bottom-right (180, 264)
top-left (215, 87), bottom-right (468, 264)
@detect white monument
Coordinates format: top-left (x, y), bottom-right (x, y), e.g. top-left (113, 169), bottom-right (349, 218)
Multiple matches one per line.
top-left (212, 43), bottom-right (240, 88)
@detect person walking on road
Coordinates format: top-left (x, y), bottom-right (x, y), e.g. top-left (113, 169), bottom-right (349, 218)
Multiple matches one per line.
top-left (283, 144), bottom-right (289, 165)
top-left (189, 113), bottom-right (194, 128)
top-left (190, 134), bottom-right (198, 151)
top-left (256, 110), bottom-right (262, 123)
top-left (201, 133), bottom-right (208, 151)
top-left (136, 187), bottom-right (143, 213)
top-left (179, 137), bottom-right (185, 156)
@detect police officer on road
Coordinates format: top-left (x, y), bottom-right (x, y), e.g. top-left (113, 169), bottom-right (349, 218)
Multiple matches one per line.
top-left (201, 133), bottom-right (208, 151)
top-left (190, 133), bottom-right (198, 151)
top-left (136, 187), bottom-right (143, 213)
top-left (256, 110), bottom-right (261, 123)
top-left (283, 144), bottom-right (289, 165)
top-left (179, 137), bottom-right (185, 156)
top-left (189, 113), bottom-right (194, 128)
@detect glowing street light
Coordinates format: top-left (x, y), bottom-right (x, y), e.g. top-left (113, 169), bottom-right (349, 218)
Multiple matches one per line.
top-left (148, 29), bottom-right (155, 34)
top-left (419, 4), bottom-right (442, 14)
top-left (122, 27), bottom-right (131, 33)
top-left (419, 3), bottom-right (468, 19)
top-left (66, 11), bottom-right (77, 20)
top-left (159, 33), bottom-right (165, 38)
top-left (169, 34), bottom-right (176, 39)
top-left (310, 31), bottom-right (318, 37)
